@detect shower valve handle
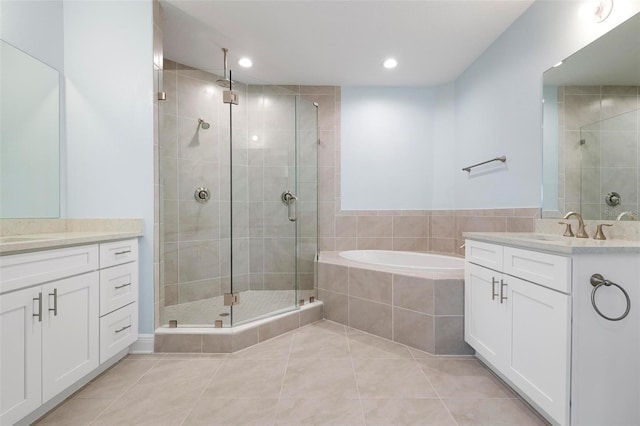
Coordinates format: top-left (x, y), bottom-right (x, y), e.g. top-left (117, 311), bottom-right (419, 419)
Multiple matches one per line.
top-left (281, 190), bottom-right (298, 222)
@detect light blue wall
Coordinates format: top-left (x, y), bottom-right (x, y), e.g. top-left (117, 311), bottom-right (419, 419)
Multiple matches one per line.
top-left (452, 1), bottom-right (640, 209)
top-left (64, 1), bottom-right (155, 333)
top-left (341, 87), bottom-right (435, 209)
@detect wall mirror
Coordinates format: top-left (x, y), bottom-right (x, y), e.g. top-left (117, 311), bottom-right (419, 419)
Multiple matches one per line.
top-left (0, 40), bottom-right (60, 218)
top-left (542, 12), bottom-right (640, 221)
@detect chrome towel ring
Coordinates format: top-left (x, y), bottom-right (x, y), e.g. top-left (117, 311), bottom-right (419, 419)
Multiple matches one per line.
top-left (590, 274), bottom-right (631, 321)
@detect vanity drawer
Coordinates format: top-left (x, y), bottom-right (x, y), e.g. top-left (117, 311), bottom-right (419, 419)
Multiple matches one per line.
top-left (0, 245), bottom-right (99, 294)
top-left (465, 240), bottom-right (503, 271)
top-left (503, 246), bottom-right (571, 293)
top-left (100, 302), bottom-right (137, 364)
top-left (100, 262), bottom-right (138, 316)
top-left (99, 239), bottom-right (138, 269)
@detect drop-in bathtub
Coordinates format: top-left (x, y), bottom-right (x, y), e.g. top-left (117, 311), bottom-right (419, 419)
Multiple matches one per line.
top-left (317, 250), bottom-right (472, 355)
top-left (338, 250), bottom-right (465, 272)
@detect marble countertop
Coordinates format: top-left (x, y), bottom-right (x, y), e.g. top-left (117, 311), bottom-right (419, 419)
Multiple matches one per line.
top-left (463, 232), bottom-right (640, 254)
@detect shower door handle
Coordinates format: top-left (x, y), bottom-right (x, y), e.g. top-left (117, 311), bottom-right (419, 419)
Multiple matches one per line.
top-left (281, 191), bottom-right (298, 222)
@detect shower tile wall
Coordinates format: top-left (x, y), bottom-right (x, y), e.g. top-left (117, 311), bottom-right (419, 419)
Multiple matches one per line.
top-left (556, 86), bottom-right (640, 220)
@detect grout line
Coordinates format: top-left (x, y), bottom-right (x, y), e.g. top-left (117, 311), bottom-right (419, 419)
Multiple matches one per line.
top-left (273, 327), bottom-right (296, 424)
top-left (345, 320), bottom-right (367, 425)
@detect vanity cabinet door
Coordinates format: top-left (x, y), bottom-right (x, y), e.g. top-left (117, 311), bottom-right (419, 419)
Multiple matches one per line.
top-left (41, 272), bottom-right (99, 403)
top-left (0, 287), bottom-right (42, 425)
top-left (505, 276), bottom-right (570, 425)
top-left (464, 262), bottom-right (507, 366)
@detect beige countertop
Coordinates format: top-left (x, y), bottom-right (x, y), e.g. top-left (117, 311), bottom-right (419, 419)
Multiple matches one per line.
top-left (0, 218), bottom-right (144, 255)
top-left (463, 232), bottom-right (640, 254)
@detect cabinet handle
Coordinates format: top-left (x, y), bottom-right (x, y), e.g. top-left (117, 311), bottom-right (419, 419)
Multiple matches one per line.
top-left (115, 250), bottom-right (131, 255)
top-left (115, 324), bottom-right (131, 334)
top-left (33, 293), bottom-right (43, 322)
top-left (48, 288), bottom-right (58, 316)
top-left (114, 282), bottom-right (132, 290)
top-left (500, 280), bottom-right (508, 304)
top-left (491, 278), bottom-right (499, 300)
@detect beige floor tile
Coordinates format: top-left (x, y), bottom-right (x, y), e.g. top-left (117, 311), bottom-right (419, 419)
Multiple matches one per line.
top-left (91, 396), bottom-right (195, 426)
top-left (290, 331), bottom-right (350, 358)
top-left (123, 359), bottom-right (223, 400)
top-left (418, 358), bottom-right (516, 398)
top-left (183, 398), bottom-right (278, 425)
top-left (202, 359), bottom-right (288, 398)
top-left (36, 398), bottom-right (113, 425)
top-left (348, 333), bottom-right (413, 359)
top-left (229, 333), bottom-right (294, 359)
top-left (73, 360), bottom-right (159, 399)
top-left (276, 398), bottom-right (364, 425)
top-left (296, 320), bottom-right (346, 335)
top-left (361, 398), bottom-right (456, 426)
top-left (161, 353), bottom-right (228, 359)
top-left (353, 358), bottom-right (437, 398)
top-left (443, 398), bottom-right (548, 426)
top-left (124, 353), bottom-right (166, 360)
top-left (281, 358), bottom-right (358, 399)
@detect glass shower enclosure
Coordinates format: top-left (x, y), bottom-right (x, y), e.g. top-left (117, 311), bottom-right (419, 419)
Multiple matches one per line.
top-left (158, 63), bottom-right (318, 327)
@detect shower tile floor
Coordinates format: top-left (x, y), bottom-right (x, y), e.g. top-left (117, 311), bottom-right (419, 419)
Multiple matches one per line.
top-left (163, 290), bottom-right (316, 327)
top-left (36, 320), bottom-right (547, 426)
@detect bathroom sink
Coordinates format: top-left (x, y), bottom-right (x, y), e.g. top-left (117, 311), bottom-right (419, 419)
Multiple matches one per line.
top-left (508, 233), bottom-right (569, 242)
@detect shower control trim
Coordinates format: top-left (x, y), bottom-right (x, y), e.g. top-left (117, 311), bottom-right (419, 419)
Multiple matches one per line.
top-left (281, 190), bottom-right (298, 222)
top-left (194, 187), bottom-right (211, 203)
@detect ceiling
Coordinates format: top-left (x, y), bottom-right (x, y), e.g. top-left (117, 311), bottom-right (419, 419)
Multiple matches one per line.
top-left (161, 0), bottom-right (534, 86)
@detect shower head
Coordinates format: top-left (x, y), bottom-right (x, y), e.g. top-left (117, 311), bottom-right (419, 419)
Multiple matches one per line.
top-left (198, 118), bottom-right (210, 130)
top-left (216, 47), bottom-right (232, 88)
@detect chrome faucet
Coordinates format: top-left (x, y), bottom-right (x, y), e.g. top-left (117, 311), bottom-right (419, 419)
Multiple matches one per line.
top-left (562, 211), bottom-right (588, 238)
top-left (616, 211), bottom-right (637, 221)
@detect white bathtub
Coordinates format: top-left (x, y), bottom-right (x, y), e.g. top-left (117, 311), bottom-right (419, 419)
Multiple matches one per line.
top-left (338, 250), bottom-right (464, 272)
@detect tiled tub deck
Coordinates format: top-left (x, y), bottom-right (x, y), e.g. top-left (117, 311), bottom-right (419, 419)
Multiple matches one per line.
top-left (318, 251), bottom-right (473, 355)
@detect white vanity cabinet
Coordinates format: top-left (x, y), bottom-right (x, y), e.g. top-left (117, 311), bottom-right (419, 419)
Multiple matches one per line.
top-left (0, 238), bottom-right (139, 426)
top-left (465, 240), bottom-right (570, 425)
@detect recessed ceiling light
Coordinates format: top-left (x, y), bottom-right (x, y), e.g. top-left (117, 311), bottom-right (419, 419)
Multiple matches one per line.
top-left (238, 57), bottom-right (253, 68)
top-left (383, 58), bottom-right (397, 69)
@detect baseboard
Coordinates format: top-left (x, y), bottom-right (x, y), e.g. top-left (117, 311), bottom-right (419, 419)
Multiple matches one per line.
top-left (129, 333), bottom-right (154, 353)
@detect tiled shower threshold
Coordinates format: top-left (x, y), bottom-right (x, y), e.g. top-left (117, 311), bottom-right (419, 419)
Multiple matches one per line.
top-left (154, 301), bottom-right (323, 353)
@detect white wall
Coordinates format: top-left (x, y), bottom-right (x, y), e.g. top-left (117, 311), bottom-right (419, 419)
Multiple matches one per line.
top-left (64, 1), bottom-right (155, 333)
top-left (341, 87), bottom-right (436, 210)
top-left (453, 1), bottom-right (640, 209)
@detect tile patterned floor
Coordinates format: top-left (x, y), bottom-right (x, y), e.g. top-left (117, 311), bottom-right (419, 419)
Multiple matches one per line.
top-left (36, 320), bottom-right (547, 426)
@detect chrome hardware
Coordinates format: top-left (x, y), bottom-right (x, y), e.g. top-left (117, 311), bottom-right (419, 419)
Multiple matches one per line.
top-left (459, 243), bottom-right (466, 249)
top-left (194, 187), bottom-right (211, 203)
top-left (562, 211), bottom-right (588, 238)
top-left (223, 90), bottom-right (239, 105)
top-left (500, 280), bottom-right (508, 304)
top-left (593, 223), bottom-right (613, 240)
top-left (115, 250), bottom-right (131, 255)
top-left (310, 296), bottom-right (315, 303)
top-left (224, 292), bottom-right (240, 306)
top-left (558, 221), bottom-right (574, 237)
top-left (491, 277), bottom-right (499, 301)
top-left (115, 324), bottom-right (131, 334)
top-left (299, 299), bottom-right (305, 305)
top-left (590, 274), bottom-right (631, 321)
top-left (462, 155), bottom-right (506, 173)
top-left (157, 92), bottom-right (166, 101)
top-left (214, 320), bottom-right (223, 328)
top-left (605, 191), bottom-right (621, 207)
top-left (281, 190), bottom-right (298, 222)
top-left (169, 320), bottom-right (178, 328)
top-left (33, 293), bottom-right (43, 322)
top-left (114, 282), bottom-right (132, 290)
top-left (617, 211), bottom-right (638, 221)
top-left (49, 288), bottom-right (58, 316)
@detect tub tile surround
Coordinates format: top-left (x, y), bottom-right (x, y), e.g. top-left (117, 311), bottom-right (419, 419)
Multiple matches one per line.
top-left (37, 320), bottom-right (546, 426)
top-left (317, 252), bottom-right (473, 355)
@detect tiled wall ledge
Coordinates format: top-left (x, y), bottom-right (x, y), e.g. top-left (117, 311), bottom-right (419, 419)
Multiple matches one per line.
top-left (536, 218), bottom-right (640, 241)
top-left (0, 218), bottom-right (144, 236)
top-left (155, 301), bottom-right (323, 353)
top-left (317, 260), bottom-right (473, 355)
top-left (327, 207), bottom-right (540, 256)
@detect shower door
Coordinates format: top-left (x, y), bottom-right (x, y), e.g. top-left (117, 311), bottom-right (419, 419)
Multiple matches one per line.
top-left (229, 72), bottom-right (318, 325)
